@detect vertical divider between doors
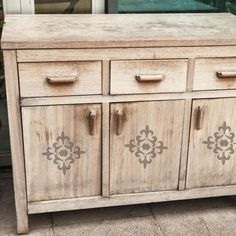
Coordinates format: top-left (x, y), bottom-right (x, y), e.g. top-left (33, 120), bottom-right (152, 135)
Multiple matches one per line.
top-left (178, 99), bottom-right (192, 190)
top-left (178, 58), bottom-right (195, 190)
top-left (102, 103), bottom-right (110, 197)
top-left (102, 60), bottom-right (110, 197)
top-left (102, 60), bottom-right (110, 96)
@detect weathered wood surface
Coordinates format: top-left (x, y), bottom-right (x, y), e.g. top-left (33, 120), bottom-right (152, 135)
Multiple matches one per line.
top-left (19, 61), bottom-right (102, 97)
top-left (111, 59), bottom-right (188, 94)
top-left (3, 14), bottom-right (236, 233)
top-left (16, 47), bottom-right (236, 62)
top-left (28, 185), bottom-right (236, 214)
top-left (22, 104), bottom-right (102, 202)
top-left (187, 98), bottom-right (236, 189)
top-left (110, 100), bottom-right (185, 194)
top-left (20, 90), bottom-right (236, 107)
top-left (3, 50), bottom-right (29, 233)
top-left (2, 13), bottom-right (236, 49)
top-left (193, 58), bottom-right (236, 91)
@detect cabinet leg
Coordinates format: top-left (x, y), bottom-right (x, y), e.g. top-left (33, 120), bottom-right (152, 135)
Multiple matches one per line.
top-left (16, 212), bottom-right (29, 234)
top-left (3, 50), bottom-right (30, 235)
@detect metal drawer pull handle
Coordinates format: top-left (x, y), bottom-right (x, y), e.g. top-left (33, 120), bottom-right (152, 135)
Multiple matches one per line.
top-left (89, 110), bottom-right (97, 136)
top-left (135, 74), bottom-right (165, 82)
top-left (46, 76), bottom-right (77, 84)
top-left (116, 109), bottom-right (124, 135)
top-left (196, 106), bottom-right (205, 130)
top-left (216, 72), bottom-right (236, 78)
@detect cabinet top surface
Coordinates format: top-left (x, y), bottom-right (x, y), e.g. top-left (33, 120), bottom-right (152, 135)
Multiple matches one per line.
top-left (2, 13), bottom-right (236, 49)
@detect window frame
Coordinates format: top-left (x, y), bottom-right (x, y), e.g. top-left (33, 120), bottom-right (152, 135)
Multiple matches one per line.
top-left (3, 0), bottom-right (105, 14)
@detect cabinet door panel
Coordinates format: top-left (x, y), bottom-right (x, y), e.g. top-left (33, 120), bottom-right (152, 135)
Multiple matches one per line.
top-left (22, 104), bottom-right (102, 202)
top-left (110, 100), bottom-right (185, 195)
top-left (187, 98), bottom-right (236, 189)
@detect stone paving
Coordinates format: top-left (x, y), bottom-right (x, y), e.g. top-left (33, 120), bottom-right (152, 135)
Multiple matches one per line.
top-left (0, 169), bottom-right (235, 236)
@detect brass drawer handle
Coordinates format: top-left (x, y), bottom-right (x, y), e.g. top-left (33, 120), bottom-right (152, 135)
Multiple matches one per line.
top-left (46, 76), bottom-right (77, 84)
top-left (116, 109), bottom-right (124, 135)
top-left (88, 110), bottom-right (97, 136)
top-left (135, 74), bottom-right (165, 82)
top-left (216, 71), bottom-right (236, 79)
top-left (196, 106), bottom-right (205, 130)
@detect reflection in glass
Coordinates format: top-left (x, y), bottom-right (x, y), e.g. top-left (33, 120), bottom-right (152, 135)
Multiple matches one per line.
top-left (0, 0), bottom-right (11, 166)
top-left (115, 0), bottom-right (229, 13)
top-left (35, 0), bottom-right (92, 14)
top-left (0, 0), bottom-right (3, 21)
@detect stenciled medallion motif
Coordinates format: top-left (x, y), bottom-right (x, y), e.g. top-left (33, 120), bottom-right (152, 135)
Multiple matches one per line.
top-left (42, 132), bottom-right (85, 175)
top-left (125, 125), bottom-right (168, 168)
top-left (202, 121), bottom-right (236, 165)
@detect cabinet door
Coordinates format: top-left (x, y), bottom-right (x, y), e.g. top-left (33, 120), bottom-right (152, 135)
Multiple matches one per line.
top-left (110, 100), bottom-right (185, 195)
top-left (187, 98), bottom-right (236, 189)
top-left (22, 104), bottom-right (101, 202)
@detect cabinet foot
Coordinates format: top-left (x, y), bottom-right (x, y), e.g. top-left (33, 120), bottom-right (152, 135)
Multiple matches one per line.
top-left (16, 215), bottom-right (29, 235)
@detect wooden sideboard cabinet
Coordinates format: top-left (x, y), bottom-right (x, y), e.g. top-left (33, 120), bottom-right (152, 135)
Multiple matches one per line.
top-left (2, 14), bottom-right (236, 234)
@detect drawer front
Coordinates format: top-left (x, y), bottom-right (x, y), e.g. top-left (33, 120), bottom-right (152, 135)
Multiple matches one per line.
top-left (110, 59), bottom-right (188, 94)
top-left (110, 100), bottom-right (185, 195)
top-left (193, 58), bottom-right (236, 91)
top-left (22, 104), bottom-right (102, 202)
top-left (19, 61), bottom-right (102, 97)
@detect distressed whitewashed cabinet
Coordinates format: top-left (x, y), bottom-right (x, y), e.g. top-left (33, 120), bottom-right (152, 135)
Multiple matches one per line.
top-left (2, 14), bottom-right (236, 234)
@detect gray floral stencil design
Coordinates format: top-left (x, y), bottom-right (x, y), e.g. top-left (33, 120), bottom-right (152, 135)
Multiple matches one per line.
top-left (42, 132), bottom-right (85, 175)
top-left (125, 125), bottom-right (168, 168)
top-left (202, 121), bottom-right (236, 165)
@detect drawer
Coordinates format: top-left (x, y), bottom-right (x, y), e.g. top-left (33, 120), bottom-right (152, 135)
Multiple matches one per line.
top-left (193, 58), bottom-right (236, 91)
top-left (18, 61), bottom-right (102, 97)
top-left (110, 59), bottom-right (188, 94)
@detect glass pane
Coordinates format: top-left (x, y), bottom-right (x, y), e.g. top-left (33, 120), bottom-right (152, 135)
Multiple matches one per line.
top-left (117, 0), bottom-right (229, 13)
top-left (35, 0), bottom-right (92, 14)
top-left (0, 0), bottom-right (3, 21)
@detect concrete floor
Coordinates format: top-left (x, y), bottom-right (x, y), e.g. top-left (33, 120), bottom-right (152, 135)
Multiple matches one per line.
top-left (0, 169), bottom-right (235, 236)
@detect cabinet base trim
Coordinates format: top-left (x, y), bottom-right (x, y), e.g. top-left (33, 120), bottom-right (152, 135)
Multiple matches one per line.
top-left (28, 185), bottom-right (236, 214)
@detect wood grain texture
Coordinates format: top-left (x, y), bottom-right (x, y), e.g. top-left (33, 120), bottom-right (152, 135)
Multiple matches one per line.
top-left (22, 104), bottom-right (102, 202)
top-left (193, 58), bottom-right (236, 91)
top-left (178, 99), bottom-right (192, 190)
top-left (110, 100), bottom-right (185, 194)
top-left (3, 13), bottom-right (236, 232)
top-left (28, 184), bottom-right (236, 214)
top-left (20, 89), bottom-right (236, 107)
top-left (102, 60), bottom-right (110, 95)
top-left (186, 59), bottom-right (195, 92)
top-left (3, 50), bottom-right (29, 234)
top-left (187, 98), bottom-right (236, 189)
top-left (18, 61), bottom-right (102, 97)
top-left (111, 59), bottom-right (188, 94)
top-left (102, 103), bottom-right (110, 197)
top-left (2, 13), bottom-right (236, 49)
top-left (17, 46), bottom-right (236, 62)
